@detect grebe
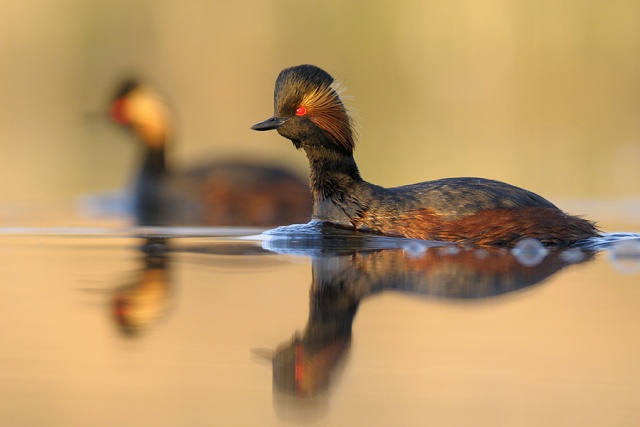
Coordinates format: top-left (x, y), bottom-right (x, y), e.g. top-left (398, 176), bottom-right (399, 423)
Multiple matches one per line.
top-left (251, 65), bottom-right (599, 247)
top-left (111, 80), bottom-right (312, 226)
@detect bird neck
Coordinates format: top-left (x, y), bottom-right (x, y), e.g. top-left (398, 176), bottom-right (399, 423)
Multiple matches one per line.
top-left (141, 146), bottom-right (169, 177)
top-left (304, 144), bottom-right (363, 202)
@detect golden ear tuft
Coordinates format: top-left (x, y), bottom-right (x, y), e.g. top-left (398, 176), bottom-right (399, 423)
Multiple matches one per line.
top-left (300, 82), bottom-right (356, 152)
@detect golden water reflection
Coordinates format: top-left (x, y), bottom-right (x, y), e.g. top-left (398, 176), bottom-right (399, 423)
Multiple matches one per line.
top-left (112, 238), bottom-right (172, 335)
top-left (268, 241), bottom-right (594, 399)
top-left (2, 231), bottom-right (639, 425)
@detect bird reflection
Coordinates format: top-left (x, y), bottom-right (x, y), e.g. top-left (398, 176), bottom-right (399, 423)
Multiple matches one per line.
top-left (110, 237), bottom-right (274, 336)
top-left (265, 234), bottom-right (595, 398)
top-left (112, 238), bottom-right (171, 336)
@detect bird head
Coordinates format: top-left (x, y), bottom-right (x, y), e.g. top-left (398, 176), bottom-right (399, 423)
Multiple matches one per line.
top-left (111, 80), bottom-right (171, 149)
top-left (252, 65), bottom-right (356, 154)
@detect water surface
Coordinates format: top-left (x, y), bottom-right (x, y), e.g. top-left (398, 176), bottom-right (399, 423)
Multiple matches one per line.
top-left (1, 224), bottom-right (639, 426)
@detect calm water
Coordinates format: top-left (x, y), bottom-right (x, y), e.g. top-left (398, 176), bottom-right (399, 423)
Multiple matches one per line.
top-left (1, 222), bottom-right (639, 426)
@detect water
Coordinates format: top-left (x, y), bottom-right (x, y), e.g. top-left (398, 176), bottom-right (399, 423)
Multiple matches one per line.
top-left (1, 223), bottom-right (639, 426)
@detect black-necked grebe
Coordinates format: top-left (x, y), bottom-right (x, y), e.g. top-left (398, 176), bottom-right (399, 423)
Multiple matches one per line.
top-left (111, 80), bottom-right (312, 226)
top-left (251, 65), bottom-right (599, 247)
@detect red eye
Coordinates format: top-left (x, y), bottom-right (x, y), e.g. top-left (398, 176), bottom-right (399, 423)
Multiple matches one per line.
top-left (111, 98), bottom-right (128, 124)
top-left (295, 106), bottom-right (307, 116)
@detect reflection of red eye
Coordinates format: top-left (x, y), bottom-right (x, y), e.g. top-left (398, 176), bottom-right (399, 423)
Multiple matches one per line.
top-left (295, 106), bottom-right (307, 116)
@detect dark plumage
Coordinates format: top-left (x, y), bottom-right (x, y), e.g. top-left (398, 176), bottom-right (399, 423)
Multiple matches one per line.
top-left (251, 64), bottom-right (600, 247)
top-left (111, 80), bottom-right (312, 226)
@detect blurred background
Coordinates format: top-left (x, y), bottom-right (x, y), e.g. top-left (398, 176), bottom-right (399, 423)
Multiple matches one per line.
top-left (1, 0), bottom-right (639, 228)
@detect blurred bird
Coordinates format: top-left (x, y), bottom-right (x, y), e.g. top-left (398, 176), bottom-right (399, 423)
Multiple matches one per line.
top-left (110, 79), bottom-right (312, 226)
top-left (252, 64), bottom-right (600, 247)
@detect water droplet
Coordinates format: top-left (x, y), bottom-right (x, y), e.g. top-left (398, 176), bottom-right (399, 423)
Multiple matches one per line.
top-left (609, 239), bottom-right (640, 274)
top-left (402, 241), bottom-right (427, 258)
top-left (511, 238), bottom-right (549, 267)
top-left (559, 248), bottom-right (586, 264)
top-left (442, 245), bottom-right (460, 255)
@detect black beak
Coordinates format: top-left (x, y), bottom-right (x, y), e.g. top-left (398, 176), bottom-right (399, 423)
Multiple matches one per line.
top-left (251, 116), bottom-right (286, 131)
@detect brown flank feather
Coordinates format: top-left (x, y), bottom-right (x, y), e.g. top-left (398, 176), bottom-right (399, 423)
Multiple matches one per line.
top-left (352, 206), bottom-right (598, 247)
